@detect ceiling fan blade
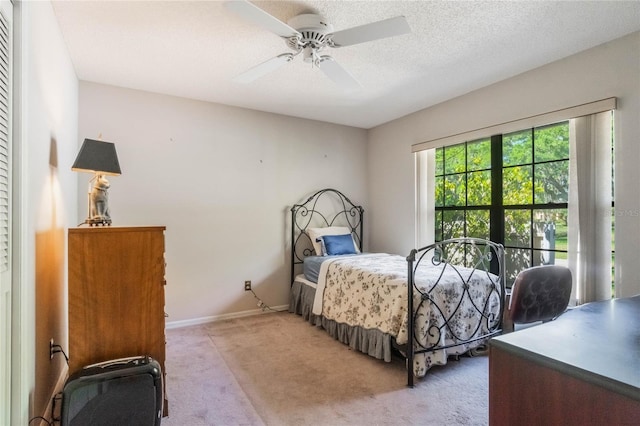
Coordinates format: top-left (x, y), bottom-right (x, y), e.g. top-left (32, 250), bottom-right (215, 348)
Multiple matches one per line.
top-left (224, 0), bottom-right (300, 38)
top-left (329, 16), bottom-right (411, 47)
top-left (317, 56), bottom-right (361, 91)
top-left (233, 53), bottom-right (294, 83)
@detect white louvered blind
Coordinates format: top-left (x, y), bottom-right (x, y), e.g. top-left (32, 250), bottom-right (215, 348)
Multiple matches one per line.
top-left (0, 3), bottom-right (10, 425)
top-left (0, 10), bottom-right (8, 273)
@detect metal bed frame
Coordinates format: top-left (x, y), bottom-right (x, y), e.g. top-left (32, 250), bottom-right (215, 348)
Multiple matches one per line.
top-left (406, 238), bottom-right (505, 387)
top-left (290, 188), bottom-right (363, 282)
top-left (290, 188), bottom-right (505, 387)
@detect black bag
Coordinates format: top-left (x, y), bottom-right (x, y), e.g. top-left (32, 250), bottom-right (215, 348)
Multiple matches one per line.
top-left (60, 355), bottom-right (163, 426)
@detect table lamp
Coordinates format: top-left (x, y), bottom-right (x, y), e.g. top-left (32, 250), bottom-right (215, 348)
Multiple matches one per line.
top-left (71, 138), bottom-right (121, 226)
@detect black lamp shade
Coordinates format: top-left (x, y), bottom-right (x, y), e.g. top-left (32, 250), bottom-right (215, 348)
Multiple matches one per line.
top-left (72, 139), bottom-right (121, 175)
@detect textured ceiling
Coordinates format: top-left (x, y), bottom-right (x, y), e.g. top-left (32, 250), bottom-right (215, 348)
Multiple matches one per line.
top-left (51, 1), bottom-right (640, 129)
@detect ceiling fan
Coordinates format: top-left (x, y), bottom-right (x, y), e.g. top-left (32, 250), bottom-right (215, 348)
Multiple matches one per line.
top-left (224, 0), bottom-right (411, 91)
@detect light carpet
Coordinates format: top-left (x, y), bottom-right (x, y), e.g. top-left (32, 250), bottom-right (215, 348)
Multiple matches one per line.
top-left (162, 312), bottom-right (489, 426)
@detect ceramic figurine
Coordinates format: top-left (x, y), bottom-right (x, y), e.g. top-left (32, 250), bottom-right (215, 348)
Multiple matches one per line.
top-left (89, 174), bottom-right (111, 224)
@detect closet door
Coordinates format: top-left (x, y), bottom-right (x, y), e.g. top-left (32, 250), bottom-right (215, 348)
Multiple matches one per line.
top-left (0, 1), bottom-right (12, 424)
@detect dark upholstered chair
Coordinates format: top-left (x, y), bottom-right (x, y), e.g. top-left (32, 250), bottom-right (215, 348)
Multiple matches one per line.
top-left (506, 265), bottom-right (572, 331)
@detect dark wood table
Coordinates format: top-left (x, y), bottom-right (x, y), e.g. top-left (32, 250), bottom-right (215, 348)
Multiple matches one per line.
top-left (489, 295), bottom-right (640, 425)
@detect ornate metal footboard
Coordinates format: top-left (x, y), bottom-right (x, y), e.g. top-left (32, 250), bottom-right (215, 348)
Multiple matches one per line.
top-left (406, 238), bottom-right (505, 387)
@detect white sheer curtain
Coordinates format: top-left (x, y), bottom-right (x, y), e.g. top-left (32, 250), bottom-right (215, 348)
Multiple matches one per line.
top-left (568, 111), bottom-right (613, 304)
top-left (416, 150), bottom-right (435, 248)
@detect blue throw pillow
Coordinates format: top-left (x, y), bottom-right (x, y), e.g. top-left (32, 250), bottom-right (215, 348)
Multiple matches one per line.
top-left (322, 234), bottom-right (357, 256)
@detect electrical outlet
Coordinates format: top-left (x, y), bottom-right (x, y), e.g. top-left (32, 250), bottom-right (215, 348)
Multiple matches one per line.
top-left (49, 339), bottom-right (55, 360)
top-left (244, 280), bottom-right (251, 291)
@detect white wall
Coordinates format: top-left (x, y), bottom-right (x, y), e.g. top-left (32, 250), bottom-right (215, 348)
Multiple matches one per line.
top-left (368, 31), bottom-right (640, 298)
top-left (14, 1), bottom-right (79, 424)
top-left (78, 82), bottom-right (368, 323)
top-left (17, 4), bottom-right (636, 423)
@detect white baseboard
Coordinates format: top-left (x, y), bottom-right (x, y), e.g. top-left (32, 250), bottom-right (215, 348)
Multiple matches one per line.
top-left (166, 304), bottom-right (289, 330)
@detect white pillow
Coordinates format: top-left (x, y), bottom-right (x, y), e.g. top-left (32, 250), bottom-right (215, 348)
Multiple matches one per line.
top-left (307, 226), bottom-right (353, 256)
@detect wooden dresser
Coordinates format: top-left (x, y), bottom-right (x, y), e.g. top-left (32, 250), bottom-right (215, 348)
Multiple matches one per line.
top-left (68, 226), bottom-right (167, 414)
top-left (489, 295), bottom-right (640, 425)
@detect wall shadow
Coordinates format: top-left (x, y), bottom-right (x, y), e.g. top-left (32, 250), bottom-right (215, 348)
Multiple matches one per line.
top-left (33, 137), bottom-right (66, 420)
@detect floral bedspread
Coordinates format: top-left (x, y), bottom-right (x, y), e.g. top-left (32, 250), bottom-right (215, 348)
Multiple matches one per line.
top-left (312, 253), bottom-right (501, 377)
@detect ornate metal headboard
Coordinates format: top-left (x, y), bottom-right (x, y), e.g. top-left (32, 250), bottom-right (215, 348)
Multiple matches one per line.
top-left (290, 188), bottom-right (364, 284)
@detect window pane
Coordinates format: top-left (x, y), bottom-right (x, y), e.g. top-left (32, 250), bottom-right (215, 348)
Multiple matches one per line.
top-left (611, 129), bottom-right (615, 199)
top-left (534, 160), bottom-right (569, 203)
top-left (435, 176), bottom-right (444, 207)
top-left (444, 145), bottom-right (465, 174)
top-left (435, 210), bottom-right (443, 241)
top-left (442, 210), bottom-right (464, 240)
top-left (445, 173), bottom-right (465, 206)
top-left (467, 139), bottom-right (491, 171)
top-left (611, 206), bottom-right (615, 253)
top-left (467, 210), bottom-right (490, 239)
top-left (505, 209), bottom-right (531, 248)
top-left (534, 122), bottom-right (569, 162)
top-left (467, 170), bottom-right (491, 206)
top-left (611, 205), bottom-right (615, 293)
top-left (435, 148), bottom-right (444, 176)
top-left (532, 208), bottom-right (567, 265)
top-left (503, 130), bottom-right (532, 166)
top-left (505, 248), bottom-right (532, 286)
top-left (503, 166), bottom-right (533, 205)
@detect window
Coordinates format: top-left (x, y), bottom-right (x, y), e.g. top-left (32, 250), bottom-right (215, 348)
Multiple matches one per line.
top-left (434, 122), bottom-right (571, 285)
top-left (417, 100), bottom-right (616, 303)
top-left (502, 124), bottom-right (570, 282)
top-left (434, 138), bottom-right (492, 242)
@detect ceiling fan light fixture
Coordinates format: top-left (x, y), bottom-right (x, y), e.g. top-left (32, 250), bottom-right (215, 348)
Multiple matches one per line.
top-left (302, 46), bottom-right (315, 63)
